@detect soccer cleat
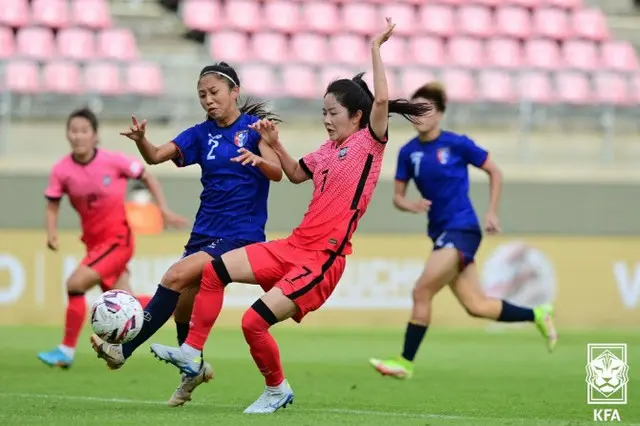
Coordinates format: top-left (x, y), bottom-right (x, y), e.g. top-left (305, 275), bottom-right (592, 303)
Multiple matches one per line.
top-left (168, 362), bottom-right (214, 407)
top-left (150, 343), bottom-right (202, 376)
top-left (533, 304), bottom-right (558, 352)
top-left (37, 347), bottom-right (73, 369)
top-left (90, 334), bottom-right (125, 370)
top-left (369, 356), bottom-right (414, 379)
top-left (243, 380), bottom-right (294, 414)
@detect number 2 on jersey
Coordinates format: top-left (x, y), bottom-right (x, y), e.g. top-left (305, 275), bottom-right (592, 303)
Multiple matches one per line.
top-left (207, 134), bottom-right (219, 160)
top-left (320, 169), bottom-right (329, 192)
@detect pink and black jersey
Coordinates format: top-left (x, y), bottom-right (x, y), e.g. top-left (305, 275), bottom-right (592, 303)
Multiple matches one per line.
top-left (288, 126), bottom-right (387, 255)
top-left (45, 149), bottom-right (144, 247)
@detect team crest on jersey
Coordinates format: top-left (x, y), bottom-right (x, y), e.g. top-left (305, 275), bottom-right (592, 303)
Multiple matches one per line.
top-left (338, 146), bottom-right (348, 159)
top-left (103, 175), bottom-right (111, 186)
top-left (234, 130), bottom-right (249, 147)
top-left (437, 147), bottom-right (450, 165)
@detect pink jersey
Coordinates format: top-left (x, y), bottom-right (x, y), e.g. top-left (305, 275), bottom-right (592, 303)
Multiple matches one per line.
top-left (288, 126), bottom-right (386, 255)
top-left (45, 149), bottom-right (145, 247)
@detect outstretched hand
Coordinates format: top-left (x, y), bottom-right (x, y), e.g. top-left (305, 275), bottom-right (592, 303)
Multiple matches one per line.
top-left (119, 116), bottom-right (147, 143)
top-left (248, 119), bottom-right (279, 147)
top-left (372, 17), bottom-right (395, 48)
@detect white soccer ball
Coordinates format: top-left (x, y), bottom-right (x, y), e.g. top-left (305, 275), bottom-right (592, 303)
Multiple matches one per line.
top-left (90, 290), bottom-right (144, 344)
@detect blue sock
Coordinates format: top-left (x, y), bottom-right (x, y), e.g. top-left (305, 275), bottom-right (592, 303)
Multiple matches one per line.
top-left (176, 321), bottom-right (190, 346)
top-left (401, 322), bottom-right (428, 362)
top-left (122, 285), bottom-right (180, 358)
top-left (498, 300), bottom-right (535, 322)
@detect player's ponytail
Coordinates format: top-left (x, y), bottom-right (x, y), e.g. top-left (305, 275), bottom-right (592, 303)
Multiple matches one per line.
top-left (238, 98), bottom-right (282, 124)
top-left (326, 72), bottom-right (432, 129)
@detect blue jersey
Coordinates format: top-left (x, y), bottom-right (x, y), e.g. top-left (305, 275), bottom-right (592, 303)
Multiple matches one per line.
top-left (395, 130), bottom-right (488, 240)
top-left (172, 113), bottom-right (269, 243)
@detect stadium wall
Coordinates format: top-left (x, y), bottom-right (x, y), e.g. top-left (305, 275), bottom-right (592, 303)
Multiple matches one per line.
top-left (0, 231), bottom-right (638, 328)
top-left (2, 175), bottom-right (640, 234)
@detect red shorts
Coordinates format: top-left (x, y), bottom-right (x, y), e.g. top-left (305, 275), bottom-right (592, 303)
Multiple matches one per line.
top-left (82, 234), bottom-right (134, 291)
top-left (245, 238), bottom-right (346, 323)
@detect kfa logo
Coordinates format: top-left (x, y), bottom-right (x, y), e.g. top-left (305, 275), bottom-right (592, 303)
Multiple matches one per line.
top-left (103, 175), bottom-right (111, 186)
top-left (587, 343), bottom-right (628, 422)
top-left (234, 130), bottom-right (249, 147)
top-left (338, 146), bottom-right (348, 160)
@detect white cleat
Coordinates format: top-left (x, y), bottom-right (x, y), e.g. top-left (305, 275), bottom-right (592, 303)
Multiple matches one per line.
top-left (168, 362), bottom-right (214, 407)
top-left (90, 334), bottom-right (125, 370)
top-left (243, 380), bottom-right (294, 414)
top-left (150, 343), bottom-right (202, 376)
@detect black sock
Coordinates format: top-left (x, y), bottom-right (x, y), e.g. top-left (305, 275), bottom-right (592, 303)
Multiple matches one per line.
top-left (498, 300), bottom-right (535, 322)
top-left (122, 285), bottom-right (180, 358)
top-left (176, 321), bottom-right (189, 346)
top-left (401, 322), bottom-right (428, 362)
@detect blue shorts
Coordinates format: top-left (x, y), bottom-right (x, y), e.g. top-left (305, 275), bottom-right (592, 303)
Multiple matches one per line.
top-left (431, 230), bottom-right (482, 270)
top-left (182, 235), bottom-right (258, 259)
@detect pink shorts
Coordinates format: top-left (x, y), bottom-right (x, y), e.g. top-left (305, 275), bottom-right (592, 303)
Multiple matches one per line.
top-left (245, 238), bottom-right (346, 322)
top-left (82, 234), bottom-right (134, 291)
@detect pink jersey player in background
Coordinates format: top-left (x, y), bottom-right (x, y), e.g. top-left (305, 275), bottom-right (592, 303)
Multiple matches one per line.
top-left (148, 18), bottom-right (432, 413)
top-left (37, 107), bottom-right (188, 370)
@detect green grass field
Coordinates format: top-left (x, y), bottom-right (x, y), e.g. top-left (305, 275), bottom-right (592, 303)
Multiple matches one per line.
top-left (0, 326), bottom-right (637, 426)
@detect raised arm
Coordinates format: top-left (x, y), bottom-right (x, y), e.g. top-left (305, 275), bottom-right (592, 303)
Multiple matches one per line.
top-left (120, 116), bottom-right (179, 165)
top-left (368, 18), bottom-right (395, 141)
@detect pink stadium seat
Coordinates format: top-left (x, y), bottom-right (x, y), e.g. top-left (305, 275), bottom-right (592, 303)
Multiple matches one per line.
top-left (478, 70), bottom-right (516, 103)
top-left (486, 38), bottom-right (522, 69)
top-left (456, 5), bottom-right (493, 38)
top-left (600, 41), bottom-right (639, 73)
top-left (362, 68), bottom-right (400, 98)
top-left (84, 62), bottom-right (122, 95)
top-left (517, 71), bottom-right (554, 103)
top-left (224, 0), bottom-right (260, 32)
top-left (126, 62), bottom-right (164, 96)
top-left (593, 72), bottom-right (630, 106)
top-left (98, 29), bottom-right (138, 61)
top-left (571, 8), bottom-right (609, 42)
top-left (329, 34), bottom-right (367, 66)
top-left (0, 27), bottom-right (16, 59)
top-left (239, 65), bottom-right (278, 98)
top-left (380, 4), bottom-right (417, 37)
top-left (495, 7), bottom-right (532, 40)
top-left (290, 33), bottom-right (328, 64)
top-left (633, 74), bottom-right (640, 104)
top-left (31, 0), bottom-right (69, 28)
top-left (447, 37), bottom-right (484, 68)
top-left (250, 32), bottom-right (288, 64)
top-left (554, 71), bottom-right (591, 105)
top-left (408, 36), bottom-right (445, 67)
top-left (381, 37), bottom-right (408, 67)
top-left (562, 40), bottom-right (598, 71)
top-left (16, 27), bottom-right (55, 60)
top-left (42, 60), bottom-right (82, 94)
top-left (433, 0), bottom-right (463, 5)
top-left (419, 5), bottom-right (455, 38)
top-left (319, 66), bottom-right (357, 87)
top-left (57, 28), bottom-right (95, 61)
top-left (302, 2), bottom-right (339, 34)
top-left (281, 65), bottom-right (320, 99)
top-left (506, 0), bottom-right (543, 7)
top-left (264, 0), bottom-right (300, 33)
top-left (0, 0), bottom-right (29, 28)
top-left (71, 0), bottom-right (112, 30)
top-left (533, 8), bottom-right (570, 40)
top-left (208, 31), bottom-right (249, 63)
top-left (399, 69), bottom-right (437, 97)
top-left (5, 60), bottom-right (39, 93)
top-left (541, 0), bottom-right (582, 10)
top-left (524, 39), bottom-right (562, 70)
top-left (181, 0), bottom-right (221, 32)
top-left (442, 69), bottom-right (476, 103)
top-left (341, 3), bottom-right (378, 36)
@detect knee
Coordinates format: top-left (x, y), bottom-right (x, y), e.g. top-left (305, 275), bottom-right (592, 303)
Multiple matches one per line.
top-left (161, 264), bottom-right (191, 291)
top-left (200, 259), bottom-right (232, 291)
top-left (66, 274), bottom-right (90, 294)
top-left (242, 300), bottom-right (277, 337)
top-left (411, 281), bottom-right (435, 307)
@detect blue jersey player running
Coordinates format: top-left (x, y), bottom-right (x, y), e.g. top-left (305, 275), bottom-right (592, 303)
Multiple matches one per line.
top-left (90, 62), bottom-right (283, 405)
top-left (369, 82), bottom-right (557, 380)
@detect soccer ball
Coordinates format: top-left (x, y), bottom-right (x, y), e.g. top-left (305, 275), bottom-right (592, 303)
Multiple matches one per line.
top-left (90, 290), bottom-right (144, 344)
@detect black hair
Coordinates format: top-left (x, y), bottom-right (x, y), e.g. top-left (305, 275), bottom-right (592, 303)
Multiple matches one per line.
top-left (198, 62), bottom-right (281, 123)
top-left (411, 81), bottom-right (447, 113)
top-left (67, 107), bottom-right (99, 132)
top-left (325, 72), bottom-right (432, 128)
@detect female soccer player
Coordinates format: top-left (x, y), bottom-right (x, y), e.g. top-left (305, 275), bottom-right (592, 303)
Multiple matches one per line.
top-left (147, 18), bottom-right (431, 414)
top-left (90, 62), bottom-right (284, 406)
top-left (368, 82), bottom-right (557, 380)
top-left (37, 107), bottom-right (186, 369)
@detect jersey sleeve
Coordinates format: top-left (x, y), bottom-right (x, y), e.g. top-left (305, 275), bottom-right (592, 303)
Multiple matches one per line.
top-left (458, 136), bottom-right (489, 168)
top-left (171, 126), bottom-right (200, 168)
top-left (114, 153), bottom-right (145, 179)
top-left (299, 144), bottom-right (325, 178)
top-left (394, 147), bottom-right (412, 182)
top-left (44, 165), bottom-right (64, 201)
